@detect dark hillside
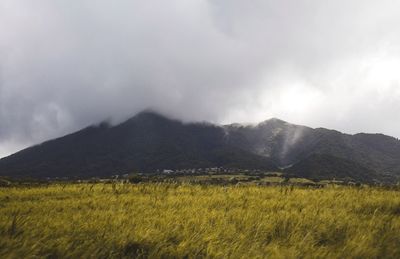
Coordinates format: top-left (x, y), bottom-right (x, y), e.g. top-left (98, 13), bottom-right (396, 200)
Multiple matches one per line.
top-left (0, 112), bottom-right (277, 178)
top-left (1, 111), bottom-right (400, 183)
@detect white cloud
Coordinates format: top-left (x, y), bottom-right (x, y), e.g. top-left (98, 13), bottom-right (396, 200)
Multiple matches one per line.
top-left (1, 0), bottom-right (400, 157)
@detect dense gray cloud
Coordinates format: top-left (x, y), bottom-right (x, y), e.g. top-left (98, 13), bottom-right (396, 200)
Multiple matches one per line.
top-left (1, 0), bottom-right (400, 157)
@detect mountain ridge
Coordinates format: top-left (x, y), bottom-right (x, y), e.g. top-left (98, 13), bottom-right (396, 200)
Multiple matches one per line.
top-left (0, 110), bottom-right (399, 183)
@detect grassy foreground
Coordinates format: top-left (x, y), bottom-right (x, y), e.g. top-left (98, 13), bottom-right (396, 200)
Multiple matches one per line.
top-left (0, 183), bottom-right (399, 258)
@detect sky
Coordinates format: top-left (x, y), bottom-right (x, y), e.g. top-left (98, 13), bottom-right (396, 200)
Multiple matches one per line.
top-left (1, 0), bottom-right (400, 158)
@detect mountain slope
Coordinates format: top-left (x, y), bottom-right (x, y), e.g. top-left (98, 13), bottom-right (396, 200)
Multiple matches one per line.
top-left (285, 154), bottom-right (380, 183)
top-left (0, 111), bottom-right (399, 182)
top-left (0, 112), bottom-right (277, 178)
top-left (224, 120), bottom-right (400, 181)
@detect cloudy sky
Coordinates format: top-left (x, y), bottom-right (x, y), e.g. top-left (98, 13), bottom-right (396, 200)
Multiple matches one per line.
top-left (1, 0), bottom-right (400, 158)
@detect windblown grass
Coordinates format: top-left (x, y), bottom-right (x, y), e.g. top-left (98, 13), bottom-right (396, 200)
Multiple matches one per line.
top-left (0, 183), bottom-right (399, 258)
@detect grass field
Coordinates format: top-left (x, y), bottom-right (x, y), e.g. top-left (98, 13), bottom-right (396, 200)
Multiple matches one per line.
top-left (1, 183), bottom-right (400, 258)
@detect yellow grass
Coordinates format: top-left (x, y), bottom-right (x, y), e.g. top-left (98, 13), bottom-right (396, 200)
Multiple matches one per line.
top-left (1, 183), bottom-right (399, 258)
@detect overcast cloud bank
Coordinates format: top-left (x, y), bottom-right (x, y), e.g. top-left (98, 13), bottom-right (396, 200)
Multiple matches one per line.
top-left (1, 0), bottom-right (400, 157)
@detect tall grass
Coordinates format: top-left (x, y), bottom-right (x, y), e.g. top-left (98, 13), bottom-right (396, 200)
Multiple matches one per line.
top-left (0, 183), bottom-right (399, 258)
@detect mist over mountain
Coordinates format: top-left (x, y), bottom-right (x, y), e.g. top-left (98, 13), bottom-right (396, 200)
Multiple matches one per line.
top-left (0, 110), bottom-right (399, 183)
top-left (2, 0), bottom-right (400, 160)
top-left (0, 111), bottom-right (278, 178)
top-left (225, 119), bottom-right (400, 174)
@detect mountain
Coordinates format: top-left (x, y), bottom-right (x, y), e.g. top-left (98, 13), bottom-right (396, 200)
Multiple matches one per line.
top-left (0, 111), bottom-right (277, 178)
top-left (0, 110), bottom-right (399, 183)
top-left (224, 119), bottom-right (400, 182)
top-left (285, 154), bottom-right (380, 182)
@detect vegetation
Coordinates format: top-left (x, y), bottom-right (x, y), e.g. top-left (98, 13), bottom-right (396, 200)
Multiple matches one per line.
top-left (3, 111), bottom-right (400, 183)
top-left (286, 154), bottom-right (381, 184)
top-left (1, 183), bottom-right (399, 258)
top-left (0, 112), bottom-right (278, 179)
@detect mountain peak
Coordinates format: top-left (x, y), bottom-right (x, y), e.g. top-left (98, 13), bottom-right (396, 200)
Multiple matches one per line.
top-left (258, 117), bottom-right (289, 127)
top-left (134, 109), bottom-right (168, 119)
top-left (268, 117), bottom-right (287, 123)
top-left (1, 110), bottom-right (399, 183)
top-left (124, 110), bottom-right (177, 125)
